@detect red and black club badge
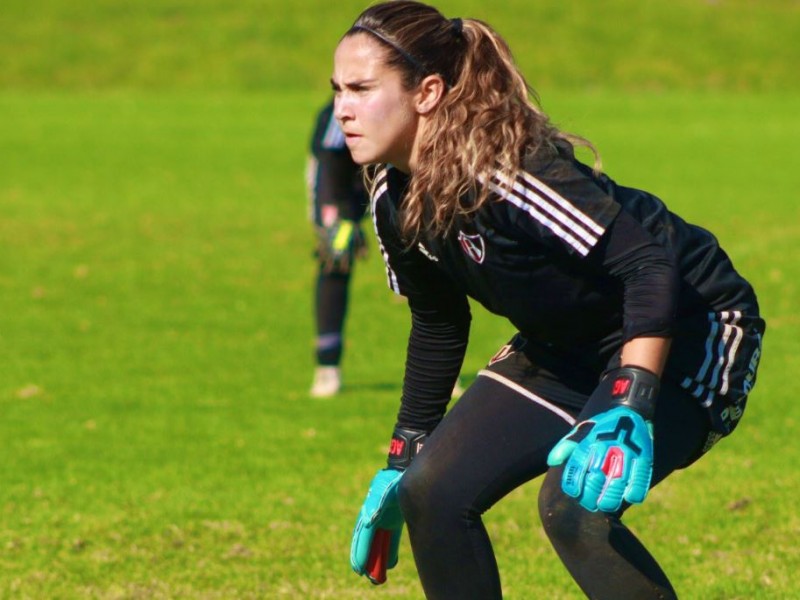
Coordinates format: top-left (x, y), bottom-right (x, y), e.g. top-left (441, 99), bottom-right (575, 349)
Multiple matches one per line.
top-left (458, 231), bottom-right (486, 264)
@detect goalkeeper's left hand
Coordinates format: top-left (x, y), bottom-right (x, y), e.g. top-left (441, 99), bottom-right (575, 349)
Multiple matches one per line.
top-left (547, 366), bottom-right (659, 513)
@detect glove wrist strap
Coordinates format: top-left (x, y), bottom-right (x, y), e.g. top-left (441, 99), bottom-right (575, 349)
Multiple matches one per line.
top-left (387, 427), bottom-right (428, 470)
top-left (603, 366), bottom-right (660, 420)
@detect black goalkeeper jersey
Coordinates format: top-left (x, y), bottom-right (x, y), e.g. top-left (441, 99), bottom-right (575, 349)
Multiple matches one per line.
top-left (371, 142), bottom-right (760, 423)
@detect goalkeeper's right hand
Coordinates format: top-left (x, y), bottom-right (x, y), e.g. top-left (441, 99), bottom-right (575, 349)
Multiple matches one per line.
top-left (349, 468), bottom-right (404, 585)
top-left (350, 427), bottom-right (428, 585)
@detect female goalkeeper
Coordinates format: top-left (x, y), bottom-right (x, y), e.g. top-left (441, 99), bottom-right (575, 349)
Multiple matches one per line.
top-left (335, 2), bottom-right (765, 598)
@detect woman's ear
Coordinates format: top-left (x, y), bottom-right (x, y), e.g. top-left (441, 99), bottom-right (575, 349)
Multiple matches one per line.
top-left (415, 74), bottom-right (446, 115)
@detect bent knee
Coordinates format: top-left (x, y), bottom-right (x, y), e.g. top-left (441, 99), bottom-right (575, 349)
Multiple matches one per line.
top-left (397, 464), bottom-right (435, 523)
top-left (538, 469), bottom-right (624, 547)
top-left (538, 470), bottom-right (600, 543)
top-left (538, 477), bottom-right (571, 539)
top-left (397, 462), bottom-right (470, 527)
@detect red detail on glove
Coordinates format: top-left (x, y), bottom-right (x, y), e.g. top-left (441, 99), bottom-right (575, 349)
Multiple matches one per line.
top-left (602, 447), bottom-right (625, 479)
top-left (611, 377), bottom-right (632, 397)
top-left (389, 438), bottom-right (406, 457)
top-left (366, 528), bottom-right (390, 585)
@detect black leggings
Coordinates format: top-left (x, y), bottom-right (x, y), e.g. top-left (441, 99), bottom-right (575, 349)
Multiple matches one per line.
top-left (397, 373), bottom-right (711, 599)
top-left (314, 271), bottom-right (350, 366)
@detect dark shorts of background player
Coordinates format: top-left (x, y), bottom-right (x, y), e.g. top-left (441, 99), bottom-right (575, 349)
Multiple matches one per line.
top-left (481, 313), bottom-right (764, 475)
top-left (311, 193), bottom-right (369, 230)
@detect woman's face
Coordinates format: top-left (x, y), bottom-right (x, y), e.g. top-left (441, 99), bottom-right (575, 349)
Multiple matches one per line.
top-left (332, 34), bottom-right (420, 172)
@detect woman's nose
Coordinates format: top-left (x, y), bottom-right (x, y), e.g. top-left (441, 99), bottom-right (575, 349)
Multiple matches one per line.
top-left (333, 95), bottom-right (353, 122)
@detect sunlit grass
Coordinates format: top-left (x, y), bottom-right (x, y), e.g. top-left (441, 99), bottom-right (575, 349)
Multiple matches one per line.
top-left (0, 90), bottom-right (797, 597)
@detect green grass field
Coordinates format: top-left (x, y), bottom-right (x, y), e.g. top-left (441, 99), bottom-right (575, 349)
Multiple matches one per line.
top-left (2, 0), bottom-right (799, 597)
top-left (2, 90), bottom-right (798, 599)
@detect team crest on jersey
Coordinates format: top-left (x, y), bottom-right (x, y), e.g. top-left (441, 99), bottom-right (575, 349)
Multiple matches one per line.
top-left (458, 231), bottom-right (486, 264)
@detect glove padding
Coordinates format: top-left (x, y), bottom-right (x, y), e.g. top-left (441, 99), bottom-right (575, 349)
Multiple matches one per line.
top-left (315, 219), bottom-right (365, 273)
top-left (547, 406), bottom-right (654, 513)
top-left (350, 468), bottom-right (404, 585)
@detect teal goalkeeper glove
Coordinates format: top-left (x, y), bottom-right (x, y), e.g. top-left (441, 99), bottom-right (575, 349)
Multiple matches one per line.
top-left (547, 366), bottom-right (659, 513)
top-left (350, 428), bottom-right (427, 585)
top-left (350, 468), bottom-right (405, 584)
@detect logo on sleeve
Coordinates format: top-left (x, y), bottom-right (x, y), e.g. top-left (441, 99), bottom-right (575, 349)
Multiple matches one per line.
top-left (417, 242), bottom-right (439, 262)
top-left (458, 231), bottom-right (486, 264)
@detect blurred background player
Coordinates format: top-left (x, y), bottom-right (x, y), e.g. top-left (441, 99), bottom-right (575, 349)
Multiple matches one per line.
top-left (306, 99), bottom-right (369, 398)
top-left (306, 99), bottom-right (465, 399)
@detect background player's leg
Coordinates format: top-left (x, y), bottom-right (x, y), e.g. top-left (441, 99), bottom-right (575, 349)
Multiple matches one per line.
top-left (397, 375), bottom-right (575, 600)
top-left (311, 270), bottom-right (350, 397)
top-left (538, 379), bottom-right (710, 599)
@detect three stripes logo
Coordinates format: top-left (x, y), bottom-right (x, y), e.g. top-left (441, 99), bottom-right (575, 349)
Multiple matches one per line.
top-left (484, 170), bottom-right (606, 256)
